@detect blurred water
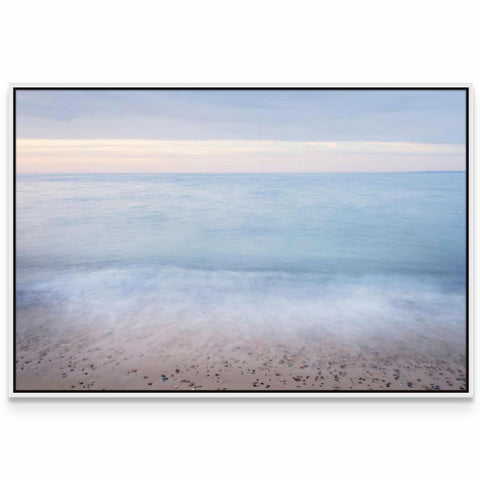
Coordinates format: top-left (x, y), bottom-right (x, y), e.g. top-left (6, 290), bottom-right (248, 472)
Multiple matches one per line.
top-left (16, 173), bottom-right (467, 343)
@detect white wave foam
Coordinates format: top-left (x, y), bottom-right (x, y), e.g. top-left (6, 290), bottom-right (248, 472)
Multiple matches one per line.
top-left (17, 266), bottom-right (466, 349)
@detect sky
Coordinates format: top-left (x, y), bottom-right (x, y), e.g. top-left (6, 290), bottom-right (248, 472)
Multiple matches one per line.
top-left (15, 89), bottom-right (467, 173)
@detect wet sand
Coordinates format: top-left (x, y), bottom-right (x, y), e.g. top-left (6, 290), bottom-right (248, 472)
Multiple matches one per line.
top-left (15, 324), bottom-right (467, 392)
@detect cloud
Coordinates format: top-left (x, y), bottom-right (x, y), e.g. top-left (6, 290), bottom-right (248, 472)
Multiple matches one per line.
top-left (15, 89), bottom-right (467, 144)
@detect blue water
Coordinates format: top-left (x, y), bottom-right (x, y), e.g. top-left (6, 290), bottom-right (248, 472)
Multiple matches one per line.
top-left (16, 173), bottom-right (466, 342)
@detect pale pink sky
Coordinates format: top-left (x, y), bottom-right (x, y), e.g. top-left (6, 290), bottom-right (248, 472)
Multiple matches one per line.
top-left (16, 138), bottom-right (466, 173)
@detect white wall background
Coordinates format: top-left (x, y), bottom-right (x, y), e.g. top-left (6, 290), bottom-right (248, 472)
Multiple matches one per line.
top-left (1, 1), bottom-right (478, 479)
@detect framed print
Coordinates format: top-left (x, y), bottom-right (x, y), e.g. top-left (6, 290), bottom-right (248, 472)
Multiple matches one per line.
top-left (9, 85), bottom-right (472, 397)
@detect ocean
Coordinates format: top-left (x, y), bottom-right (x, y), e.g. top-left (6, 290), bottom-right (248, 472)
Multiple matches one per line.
top-left (16, 172), bottom-right (466, 349)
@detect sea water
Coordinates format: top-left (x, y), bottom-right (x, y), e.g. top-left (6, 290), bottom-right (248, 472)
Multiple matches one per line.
top-left (16, 173), bottom-right (467, 346)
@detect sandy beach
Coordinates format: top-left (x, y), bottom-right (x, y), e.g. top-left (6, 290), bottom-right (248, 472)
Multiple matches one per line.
top-left (16, 321), bottom-right (466, 392)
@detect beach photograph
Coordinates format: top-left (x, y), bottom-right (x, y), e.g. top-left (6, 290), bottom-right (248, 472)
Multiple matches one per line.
top-left (14, 87), bottom-right (468, 393)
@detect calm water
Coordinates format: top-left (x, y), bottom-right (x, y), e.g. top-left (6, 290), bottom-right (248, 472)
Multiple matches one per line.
top-left (16, 173), bottom-right (467, 341)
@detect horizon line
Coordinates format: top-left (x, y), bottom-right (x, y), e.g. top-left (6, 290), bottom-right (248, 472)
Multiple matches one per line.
top-left (16, 170), bottom-right (466, 175)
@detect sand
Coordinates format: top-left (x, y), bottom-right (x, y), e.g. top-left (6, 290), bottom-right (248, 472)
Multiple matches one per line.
top-left (15, 323), bottom-right (467, 392)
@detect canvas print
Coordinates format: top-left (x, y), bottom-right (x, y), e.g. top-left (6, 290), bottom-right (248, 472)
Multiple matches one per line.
top-left (13, 87), bottom-right (469, 394)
